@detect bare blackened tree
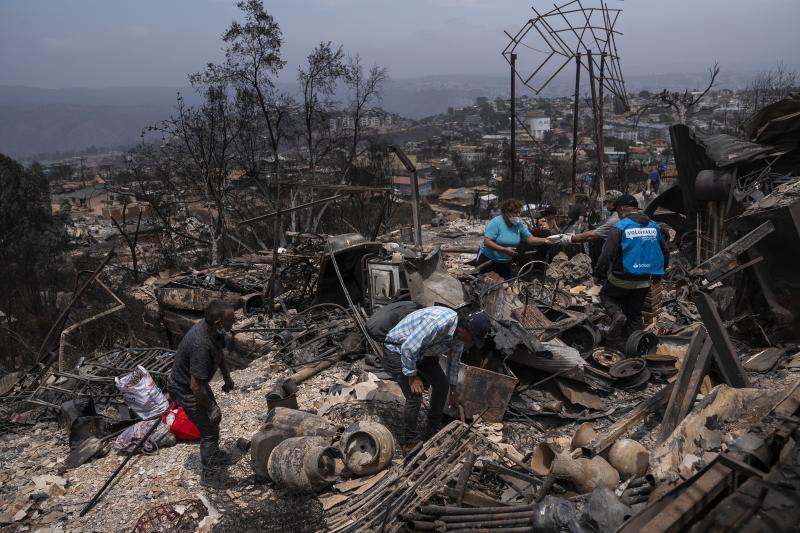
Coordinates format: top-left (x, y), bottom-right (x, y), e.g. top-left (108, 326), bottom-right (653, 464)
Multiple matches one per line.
top-left (308, 55), bottom-right (387, 232)
top-left (203, 0), bottom-right (297, 246)
top-left (341, 55), bottom-right (388, 180)
top-left (150, 85), bottom-right (239, 265)
top-left (298, 42), bottom-right (345, 178)
top-left (109, 199), bottom-right (144, 283)
top-left (743, 61), bottom-right (798, 117)
top-left (651, 62), bottom-right (720, 124)
top-left (292, 41), bottom-right (345, 230)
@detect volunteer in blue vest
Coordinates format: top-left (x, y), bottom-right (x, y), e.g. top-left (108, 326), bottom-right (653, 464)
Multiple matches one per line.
top-left (594, 194), bottom-right (669, 339)
top-left (477, 198), bottom-right (550, 279)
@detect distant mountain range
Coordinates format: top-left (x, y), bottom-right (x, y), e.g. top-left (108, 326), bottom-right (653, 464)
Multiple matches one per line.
top-left (0, 70), bottom-right (758, 159)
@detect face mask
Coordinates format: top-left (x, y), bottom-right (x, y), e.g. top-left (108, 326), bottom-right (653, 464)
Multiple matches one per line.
top-left (509, 216), bottom-right (523, 225)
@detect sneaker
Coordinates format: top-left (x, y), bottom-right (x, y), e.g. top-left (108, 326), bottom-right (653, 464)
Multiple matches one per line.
top-left (609, 312), bottom-right (627, 337)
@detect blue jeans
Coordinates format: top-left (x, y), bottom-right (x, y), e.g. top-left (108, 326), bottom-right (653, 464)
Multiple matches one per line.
top-left (382, 348), bottom-right (449, 444)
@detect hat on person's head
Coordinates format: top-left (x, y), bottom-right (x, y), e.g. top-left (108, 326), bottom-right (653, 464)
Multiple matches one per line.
top-left (613, 194), bottom-right (639, 210)
top-left (602, 190), bottom-right (623, 204)
top-left (465, 311), bottom-right (491, 347)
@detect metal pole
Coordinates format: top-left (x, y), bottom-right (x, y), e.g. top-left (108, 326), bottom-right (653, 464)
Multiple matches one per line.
top-left (267, 209), bottom-right (279, 318)
top-left (389, 146), bottom-right (422, 249)
top-left (510, 53), bottom-right (517, 199)
top-left (587, 50), bottom-right (602, 200)
top-left (571, 53), bottom-right (581, 194)
top-left (80, 417), bottom-right (161, 516)
top-left (598, 51), bottom-right (607, 201)
top-left (410, 169), bottom-right (423, 248)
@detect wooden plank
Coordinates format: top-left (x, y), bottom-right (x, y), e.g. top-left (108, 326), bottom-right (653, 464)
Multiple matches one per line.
top-left (693, 290), bottom-right (749, 388)
top-left (773, 379), bottom-right (800, 418)
top-left (585, 383), bottom-right (673, 457)
top-left (659, 329), bottom-right (712, 441)
top-left (637, 461), bottom-right (733, 533)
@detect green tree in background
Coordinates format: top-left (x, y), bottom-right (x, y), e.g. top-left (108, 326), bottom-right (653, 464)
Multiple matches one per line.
top-left (0, 154), bottom-right (68, 370)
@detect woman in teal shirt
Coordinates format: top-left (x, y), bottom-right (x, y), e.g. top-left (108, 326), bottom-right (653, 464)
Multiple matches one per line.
top-left (477, 198), bottom-right (549, 279)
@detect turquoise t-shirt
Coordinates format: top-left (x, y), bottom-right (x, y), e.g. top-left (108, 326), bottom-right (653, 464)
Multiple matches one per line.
top-left (478, 215), bottom-right (532, 263)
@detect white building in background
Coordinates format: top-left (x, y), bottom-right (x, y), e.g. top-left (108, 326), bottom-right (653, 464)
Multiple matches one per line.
top-left (526, 116), bottom-right (551, 140)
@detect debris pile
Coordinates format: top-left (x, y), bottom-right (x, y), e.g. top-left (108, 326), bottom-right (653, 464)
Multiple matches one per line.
top-left (2, 95), bottom-right (800, 531)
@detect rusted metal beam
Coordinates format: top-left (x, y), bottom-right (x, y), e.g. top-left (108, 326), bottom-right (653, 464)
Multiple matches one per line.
top-left (237, 195), bottom-right (342, 226)
top-left (36, 250), bottom-right (115, 362)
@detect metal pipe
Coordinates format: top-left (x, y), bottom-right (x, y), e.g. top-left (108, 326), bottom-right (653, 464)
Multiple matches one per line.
top-left (388, 145), bottom-right (422, 248)
top-left (447, 526), bottom-right (531, 533)
top-left (437, 511), bottom-right (536, 523)
top-left (237, 195), bottom-right (343, 226)
top-left (37, 249), bottom-right (114, 363)
top-left (413, 517), bottom-right (533, 530)
top-left (421, 505), bottom-right (531, 516)
top-left (80, 417), bottom-right (161, 516)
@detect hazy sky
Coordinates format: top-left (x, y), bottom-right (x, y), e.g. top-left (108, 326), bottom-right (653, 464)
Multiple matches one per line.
top-left (1, 0), bottom-right (798, 88)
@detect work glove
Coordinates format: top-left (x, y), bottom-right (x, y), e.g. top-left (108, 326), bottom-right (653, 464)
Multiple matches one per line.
top-left (208, 403), bottom-right (222, 425)
top-left (545, 234), bottom-right (563, 245)
top-left (560, 233), bottom-right (574, 244)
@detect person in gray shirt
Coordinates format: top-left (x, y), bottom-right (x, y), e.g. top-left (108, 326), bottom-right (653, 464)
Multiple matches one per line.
top-left (168, 300), bottom-right (236, 485)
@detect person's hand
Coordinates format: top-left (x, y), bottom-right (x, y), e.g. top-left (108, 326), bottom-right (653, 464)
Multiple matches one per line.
top-left (222, 379), bottom-right (235, 393)
top-left (504, 247), bottom-right (518, 256)
top-left (208, 403), bottom-right (222, 425)
top-left (620, 476), bottom-right (654, 506)
top-left (447, 385), bottom-right (458, 410)
top-left (545, 234), bottom-right (562, 245)
top-left (409, 375), bottom-right (424, 396)
top-left (560, 233), bottom-right (574, 244)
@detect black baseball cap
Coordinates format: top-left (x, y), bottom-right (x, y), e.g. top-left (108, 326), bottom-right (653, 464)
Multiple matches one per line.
top-left (465, 311), bottom-right (491, 347)
top-left (613, 194), bottom-right (639, 209)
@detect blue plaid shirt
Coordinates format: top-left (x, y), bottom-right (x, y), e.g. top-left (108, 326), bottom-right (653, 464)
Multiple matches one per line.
top-left (384, 306), bottom-right (462, 385)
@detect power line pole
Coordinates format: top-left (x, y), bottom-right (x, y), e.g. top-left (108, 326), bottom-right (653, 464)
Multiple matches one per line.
top-left (598, 52), bottom-right (607, 201)
top-left (571, 53), bottom-right (581, 194)
top-left (509, 52), bottom-right (517, 199)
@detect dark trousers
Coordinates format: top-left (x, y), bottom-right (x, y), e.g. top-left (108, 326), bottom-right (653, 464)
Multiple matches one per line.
top-left (382, 348), bottom-right (449, 444)
top-left (476, 252), bottom-right (513, 280)
top-left (600, 283), bottom-right (649, 336)
top-left (168, 381), bottom-right (220, 466)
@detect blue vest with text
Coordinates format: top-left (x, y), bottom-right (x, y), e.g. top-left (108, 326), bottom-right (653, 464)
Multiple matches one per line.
top-left (613, 217), bottom-right (664, 276)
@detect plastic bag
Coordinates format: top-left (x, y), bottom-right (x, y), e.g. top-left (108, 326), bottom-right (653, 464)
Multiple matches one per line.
top-left (115, 365), bottom-right (169, 419)
top-left (115, 420), bottom-right (175, 454)
top-left (162, 403), bottom-right (201, 441)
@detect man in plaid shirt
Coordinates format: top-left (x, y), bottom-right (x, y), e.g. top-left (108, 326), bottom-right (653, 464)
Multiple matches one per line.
top-left (383, 306), bottom-right (491, 448)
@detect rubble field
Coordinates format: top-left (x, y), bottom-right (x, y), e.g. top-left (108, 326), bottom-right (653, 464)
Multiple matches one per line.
top-left (3, 94), bottom-right (800, 532)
